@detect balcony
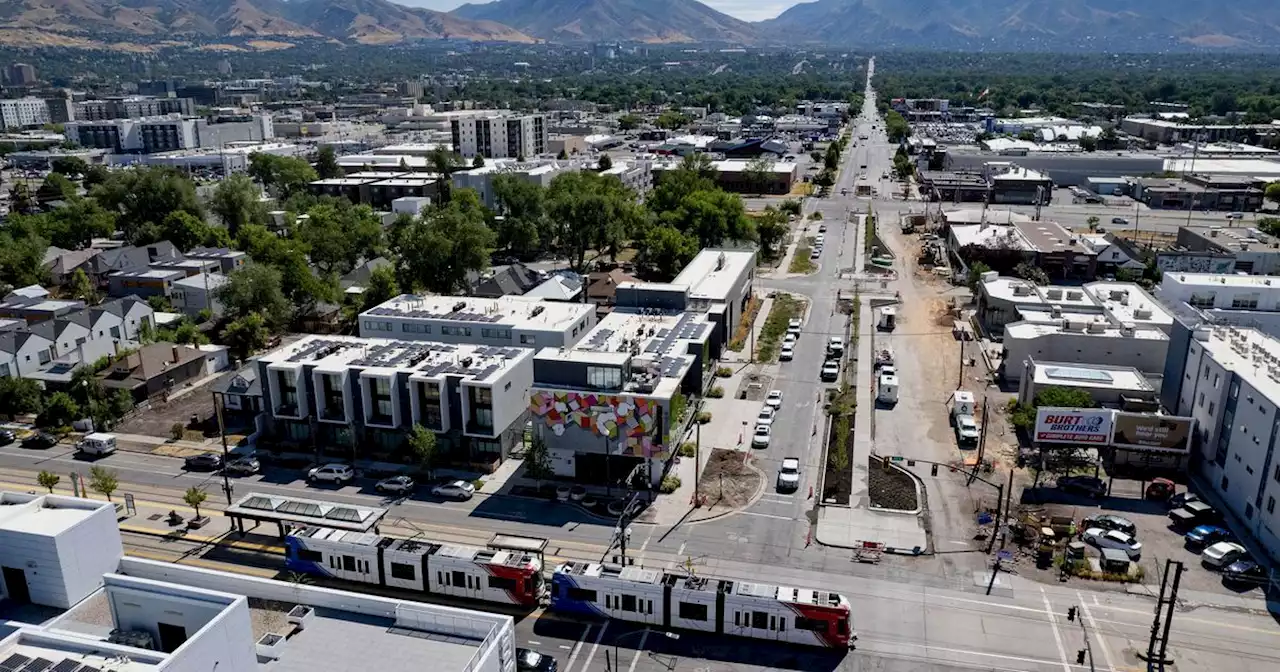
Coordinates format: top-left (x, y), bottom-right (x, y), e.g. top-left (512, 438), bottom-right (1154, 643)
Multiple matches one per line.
top-left (274, 403), bottom-right (300, 418)
top-left (320, 403), bottom-right (347, 422)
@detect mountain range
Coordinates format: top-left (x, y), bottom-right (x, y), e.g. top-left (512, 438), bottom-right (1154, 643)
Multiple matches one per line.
top-left (0, 0), bottom-right (1278, 49)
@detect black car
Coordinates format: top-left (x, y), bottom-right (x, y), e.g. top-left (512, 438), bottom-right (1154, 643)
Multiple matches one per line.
top-left (1222, 559), bottom-right (1268, 586)
top-left (1056, 475), bottom-right (1107, 498)
top-left (22, 432), bottom-right (58, 449)
top-left (0, 429), bottom-right (15, 446)
top-left (515, 649), bottom-right (558, 672)
top-left (1168, 491), bottom-right (1200, 510)
top-left (1082, 514), bottom-right (1136, 536)
top-left (184, 452), bottom-right (224, 471)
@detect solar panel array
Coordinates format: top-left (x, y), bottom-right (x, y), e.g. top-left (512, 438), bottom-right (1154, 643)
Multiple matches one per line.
top-left (581, 328), bottom-right (615, 352)
top-left (350, 341), bottom-right (457, 369)
top-left (366, 305), bottom-right (505, 323)
top-left (0, 658), bottom-right (95, 672)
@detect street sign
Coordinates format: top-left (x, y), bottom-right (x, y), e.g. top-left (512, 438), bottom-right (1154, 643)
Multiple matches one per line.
top-left (891, 456), bottom-right (904, 462)
top-left (997, 550), bottom-right (1013, 562)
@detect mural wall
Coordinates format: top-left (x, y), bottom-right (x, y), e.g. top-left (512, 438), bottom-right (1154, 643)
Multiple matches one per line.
top-left (529, 389), bottom-right (669, 459)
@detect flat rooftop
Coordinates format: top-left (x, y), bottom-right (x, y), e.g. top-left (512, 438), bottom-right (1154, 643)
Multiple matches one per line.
top-left (1182, 225), bottom-right (1278, 252)
top-left (264, 607), bottom-right (480, 672)
top-left (362, 293), bottom-right (593, 332)
top-left (1030, 361), bottom-right (1154, 393)
top-left (1087, 281), bottom-right (1174, 328)
top-left (0, 493), bottom-right (111, 535)
top-left (1014, 221), bottom-right (1093, 254)
top-left (951, 224), bottom-right (1033, 251)
top-left (1163, 272), bottom-right (1280, 290)
top-left (259, 334), bottom-right (530, 384)
top-left (1199, 326), bottom-right (1280, 403)
top-left (1006, 321), bottom-right (1168, 342)
top-left (671, 249), bottom-right (754, 303)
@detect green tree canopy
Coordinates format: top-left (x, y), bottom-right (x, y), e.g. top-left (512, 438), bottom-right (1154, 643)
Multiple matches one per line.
top-left (661, 187), bottom-right (753, 250)
top-left (0, 377), bottom-right (43, 417)
top-left (248, 153), bottom-right (317, 200)
top-left (216, 262), bottom-right (292, 329)
top-left (547, 171), bottom-right (644, 271)
top-left (90, 166), bottom-right (205, 244)
top-left (295, 202), bottom-right (385, 275)
top-left (491, 174), bottom-right (549, 259)
top-left (38, 172), bottom-right (77, 204)
top-left (221, 311), bottom-right (272, 359)
top-left (315, 145), bottom-right (342, 179)
top-left (209, 173), bottom-right (266, 239)
top-left (50, 156), bottom-right (89, 178)
top-left (640, 225), bottom-right (699, 279)
top-left (393, 188), bottom-right (496, 294)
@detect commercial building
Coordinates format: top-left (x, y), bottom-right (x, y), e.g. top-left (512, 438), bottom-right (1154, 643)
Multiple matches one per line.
top-left (976, 273), bottom-right (1173, 383)
top-left (985, 162), bottom-right (1053, 205)
top-left (450, 112), bottom-right (547, 159)
top-left (1161, 225), bottom-right (1280, 276)
top-left (66, 115), bottom-right (273, 154)
top-left (257, 335), bottom-right (533, 465)
top-left (1158, 272), bottom-right (1280, 338)
top-left (74, 96), bottom-right (196, 121)
top-left (1133, 174), bottom-right (1264, 211)
top-left (651, 158), bottom-right (797, 195)
top-left (949, 220), bottom-right (1101, 281)
top-left (359, 294), bottom-right (597, 350)
top-left (309, 171), bottom-right (443, 209)
top-left (451, 160), bottom-right (568, 208)
top-left (669, 248), bottom-right (756, 346)
top-left (5, 63), bottom-right (36, 85)
top-left (1119, 116), bottom-right (1276, 144)
top-left (0, 491), bottom-right (516, 672)
top-left (0, 97), bottom-right (50, 129)
top-left (600, 159), bottom-right (653, 195)
top-left (528, 306), bottom-right (714, 487)
top-left (1170, 325), bottom-right (1280, 562)
top-left (1017, 358), bottom-right (1158, 409)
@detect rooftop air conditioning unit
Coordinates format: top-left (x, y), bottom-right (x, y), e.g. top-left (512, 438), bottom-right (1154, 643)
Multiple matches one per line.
top-left (1087, 321), bottom-right (1106, 333)
top-left (1134, 309), bottom-right (1153, 319)
top-left (1046, 289), bottom-right (1063, 300)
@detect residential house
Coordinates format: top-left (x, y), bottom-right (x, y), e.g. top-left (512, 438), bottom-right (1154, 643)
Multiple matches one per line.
top-left (340, 257), bottom-right (394, 290)
top-left (524, 273), bottom-right (583, 302)
top-left (0, 331), bottom-right (54, 378)
top-left (171, 273), bottom-right (228, 317)
top-left (43, 247), bottom-right (101, 285)
top-left (99, 342), bottom-right (207, 402)
top-left (0, 295), bottom-right (84, 323)
top-left (470, 262), bottom-right (543, 298)
top-left (185, 247), bottom-right (247, 274)
top-left (585, 268), bottom-right (638, 312)
top-left (86, 241), bottom-right (180, 287)
top-left (108, 269), bottom-right (184, 299)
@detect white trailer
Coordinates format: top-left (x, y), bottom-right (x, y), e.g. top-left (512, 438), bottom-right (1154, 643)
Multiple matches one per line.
top-left (877, 373), bottom-right (899, 405)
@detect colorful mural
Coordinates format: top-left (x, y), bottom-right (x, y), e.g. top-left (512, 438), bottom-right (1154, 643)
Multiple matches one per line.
top-left (529, 390), bottom-right (669, 459)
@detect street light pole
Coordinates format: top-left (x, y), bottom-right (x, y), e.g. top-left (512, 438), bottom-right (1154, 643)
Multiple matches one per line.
top-left (610, 628), bottom-right (679, 672)
top-left (213, 390), bottom-right (233, 505)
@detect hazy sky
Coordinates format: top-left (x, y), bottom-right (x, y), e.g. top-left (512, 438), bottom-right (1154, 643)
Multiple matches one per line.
top-left (404, 0), bottom-right (796, 22)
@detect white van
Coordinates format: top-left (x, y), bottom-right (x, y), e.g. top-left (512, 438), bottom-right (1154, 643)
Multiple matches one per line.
top-left (877, 373), bottom-right (899, 405)
top-left (77, 432), bottom-right (118, 456)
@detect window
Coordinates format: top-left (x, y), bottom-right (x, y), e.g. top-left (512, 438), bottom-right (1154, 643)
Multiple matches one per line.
top-left (297, 549), bottom-right (323, 563)
top-left (1274, 464), bottom-right (1280, 483)
top-left (1214, 374), bottom-right (1220, 388)
top-left (1221, 475), bottom-right (1229, 491)
top-left (452, 570), bottom-right (466, 587)
top-left (472, 407), bottom-right (494, 430)
top-left (342, 555), bottom-right (357, 572)
top-left (390, 563), bottom-right (416, 581)
top-left (751, 611), bottom-right (769, 630)
top-left (567, 587), bottom-right (597, 602)
top-left (403, 323), bottom-right (431, 334)
top-left (473, 387), bottom-right (493, 405)
top-left (1198, 392), bottom-right (1205, 407)
top-left (1231, 293), bottom-right (1260, 310)
top-left (1204, 365), bottom-right (1210, 379)
top-left (1230, 380), bottom-right (1240, 400)
top-left (481, 328), bottom-right (512, 340)
top-left (1268, 496), bottom-right (1275, 513)
top-left (0, 363), bottom-right (8, 377)
top-left (110, 326), bottom-right (121, 338)
top-left (587, 366), bottom-right (623, 390)
top-left (620, 594), bottom-right (637, 612)
top-left (488, 576), bottom-right (517, 590)
top-left (1189, 293), bottom-right (1215, 308)
top-left (1245, 503), bottom-right (1254, 519)
top-left (1208, 402), bottom-right (1215, 417)
top-left (520, 334), bottom-right (537, 345)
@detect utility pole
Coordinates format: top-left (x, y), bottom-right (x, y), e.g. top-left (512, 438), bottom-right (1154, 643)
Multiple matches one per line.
top-left (1070, 604), bottom-right (1096, 672)
top-left (968, 398), bottom-right (989, 486)
top-left (693, 422), bottom-right (700, 493)
top-left (214, 391), bottom-right (233, 505)
top-left (1139, 559), bottom-right (1183, 667)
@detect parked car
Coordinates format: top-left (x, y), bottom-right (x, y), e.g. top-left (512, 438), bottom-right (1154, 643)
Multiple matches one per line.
top-left (375, 475), bottom-right (415, 495)
top-left (1169, 500), bottom-right (1219, 527)
top-left (1083, 528), bottom-right (1143, 560)
top-left (1222, 559), bottom-right (1267, 586)
top-left (955, 415), bottom-right (980, 446)
top-left (820, 360), bottom-right (840, 382)
top-left (223, 456), bottom-right (260, 476)
top-left (1201, 541), bottom-right (1247, 569)
top-left (777, 457), bottom-right (801, 492)
top-left (1056, 475), bottom-right (1107, 498)
top-left (757, 406), bottom-right (776, 427)
top-left (184, 452), bottom-right (224, 471)
top-left (22, 432), bottom-right (58, 449)
top-left (431, 480), bottom-right (476, 500)
top-left (827, 337), bottom-right (844, 356)
top-left (516, 648), bottom-right (558, 672)
top-left (1144, 478), bottom-right (1176, 501)
top-left (1168, 491), bottom-right (1200, 509)
top-left (0, 429), bottom-right (13, 446)
top-left (783, 332), bottom-right (798, 346)
top-left (787, 318), bottom-right (803, 336)
top-left (308, 463), bottom-right (354, 485)
top-left (1082, 514), bottom-right (1137, 536)
top-left (780, 343), bottom-right (795, 361)
top-left (810, 248), bottom-right (821, 260)
top-left (1184, 525), bottom-right (1232, 547)
top-left (765, 390), bottom-right (784, 408)
top-left (752, 424), bottom-right (772, 448)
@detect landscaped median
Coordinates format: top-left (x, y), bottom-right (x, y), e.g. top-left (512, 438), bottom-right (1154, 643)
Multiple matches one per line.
top-left (788, 236), bottom-right (817, 274)
top-left (756, 293), bottom-right (805, 362)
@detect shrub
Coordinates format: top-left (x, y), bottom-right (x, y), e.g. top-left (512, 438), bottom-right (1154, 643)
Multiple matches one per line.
top-left (707, 386), bottom-right (724, 398)
top-left (716, 366), bottom-right (734, 378)
top-left (695, 411), bottom-right (712, 424)
top-left (679, 442), bottom-right (696, 458)
top-left (170, 423), bottom-right (186, 441)
top-left (659, 476), bottom-right (682, 494)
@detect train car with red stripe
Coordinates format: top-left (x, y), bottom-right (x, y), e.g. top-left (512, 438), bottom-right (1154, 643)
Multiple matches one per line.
top-left (549, 561), bottom-right (852, 648)
top-left (283, 526), bottom-right (543, 607)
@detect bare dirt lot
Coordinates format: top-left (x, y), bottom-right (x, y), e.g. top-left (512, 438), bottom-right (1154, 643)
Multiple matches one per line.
top-left (868, 456), bottom-right (919, 510)
top-left (699, 448), bottom-right (761, 509)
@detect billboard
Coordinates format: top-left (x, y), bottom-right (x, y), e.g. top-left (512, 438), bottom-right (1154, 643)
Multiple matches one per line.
top-left (1034, 408), bottom-right (1113, 444)
top-left (1111, 413), bottom-right (1195, 454)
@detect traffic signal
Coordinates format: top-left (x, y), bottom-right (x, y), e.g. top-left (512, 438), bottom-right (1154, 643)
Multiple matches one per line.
top-left (1067, 606), bottom-right (1077, 622)
top-left (882, 455), bottom-right (891, 470)
top-left (931, 463), bottom-right (939, 477)
top-left (1076, 650), bottom-right (1086, 664)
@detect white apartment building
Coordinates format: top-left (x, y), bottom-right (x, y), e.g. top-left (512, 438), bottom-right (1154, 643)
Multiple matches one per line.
top-left (0, 97), bottom-right (50, 129)
top-left (360, 294), bottom-right (596, 350)
top-left (450, 111), bottom-right (547, 159)
top-left (257, 335), bottom-right (534, 463)
top-left (1159, 272), bottom-right (1280, 338)
top-left (1174, 325), bottom-right (1280, 562)
top-left (452, 159), bottom-right (567, 208)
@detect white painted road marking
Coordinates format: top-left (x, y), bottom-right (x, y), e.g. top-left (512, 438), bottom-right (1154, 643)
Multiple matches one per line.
top-left (1077, 590), bottom-right (1117, 672)
top-left (561, 624), bottom-right (591, 672)
top-left (626, 629), bottom-right (650, 672)
top-left (1040, 586), bottom-right (1074, 672)
top-left (738, 511), bottom-right (794, 521)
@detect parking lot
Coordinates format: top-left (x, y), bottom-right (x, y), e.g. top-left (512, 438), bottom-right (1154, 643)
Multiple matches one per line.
top-left (1024, 474), bottom-right (1270, 596)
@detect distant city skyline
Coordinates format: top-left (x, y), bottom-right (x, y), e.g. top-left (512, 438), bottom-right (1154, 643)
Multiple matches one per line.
top-left (403, 0), bottom-right (795, 22)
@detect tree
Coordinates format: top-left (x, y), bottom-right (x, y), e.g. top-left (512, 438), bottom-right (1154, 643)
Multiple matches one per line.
top-left (662, 187), bottom-right (753, 249)
top-left (221, 312), bottom-right (272, 358)
top-left (40, 197), bottom-right (117, 249)
top-left (1086, 215), bottom-right (1101, 232)
top-left (779, 199), bottom-right (802, 218)
top-left (966, 261), bottom-right (992, 292)
top-left (394, 189), bottom-right (496, 293)
top-left (646, 153), bottom-right (718, 217)
top-left (88, 466), bottom-right (119, 501)
top-left (247, 154), bottom-right (317, 200)
top-left (655, 111), bottom-right (688, 130)
top-left (617, 113), bottom-right (642, 131)
top-left (557, 149), bottom-right (568, 159)
top-left (315, 145), bottom-right (342, 179)
top-left (426, 149), bottom-right (464, 203)
top-left (158, 211), bottom-right (223, 253)
top-left (91, 167), bottom-right (204, 244)
top-left (640, 225), bottom-right (699, 279)
top-left (1257, 217), bottom-right (1280, 236)
top-left (217, 263), bottom-right (292, 328)
top-left (51, 156), bottom-right (89, 178)
top-left (408, 425), bottom-right (438, 478)
top-left (37, 173), bottom-right (77, 203)
top-left (524, 435), bottom-right (552, 487)
top-left (1078, 135), bottom-right (1098, 152)
top-left (294, 202), bottom-right (385, 275)
top-left (1033, 386), bottom-right (1096, 410)
top-left (147, 295), bottom-right (172, 313)
top-left (1265, 183), bottom-right (1280, 208)
top-left (1014, 261), bottom-right (1050, 285)
top-left (884, 110), bottom-right (911, 143)
top-left (472, 155), bottom-right (485, 168)
top-left (743, 156), bottom-right (774, 195)
top-left (362, 264), bottom-right (399, 309)
top-left (37, 470), bottom-right (60, 493)
top-left (0, 231), bottom-right (48, 288)
top-left (8, 182), bottom-right (37, 214)
top-left (598, 154), bottom-right (613, 171)
top-left (183, 486), bottom-right (209, 520)
top-left (547, 171), bottom-right (644, 271)
top-left (0, 377), bottom-right (42, 417)
top-left (209, 173), bottom-right (265, 239)
top-left (67, 268), bottom-right (98, 303)
top-left (754, 207), bottom-right (789, 260)
top-left (36, 392), bottom-right (79, 428)
top-left (491, 174), bottom-right (548, 259)
top-left (1018, 129), bottom-right (1038, 142)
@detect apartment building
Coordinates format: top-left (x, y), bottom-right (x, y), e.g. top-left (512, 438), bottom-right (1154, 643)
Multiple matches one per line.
top-left (450, 112), bottom-right (547, 159)
top-left (0, 97), bottom-right (50, 129)
top-left (74, 96), bottom-right (196, 121)
top-left (359, 294), bottom-right (597, 350)
top-left (66, 115), bottom-right (273, 153)
top-left (258, 335), bottom-right (534, 465)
